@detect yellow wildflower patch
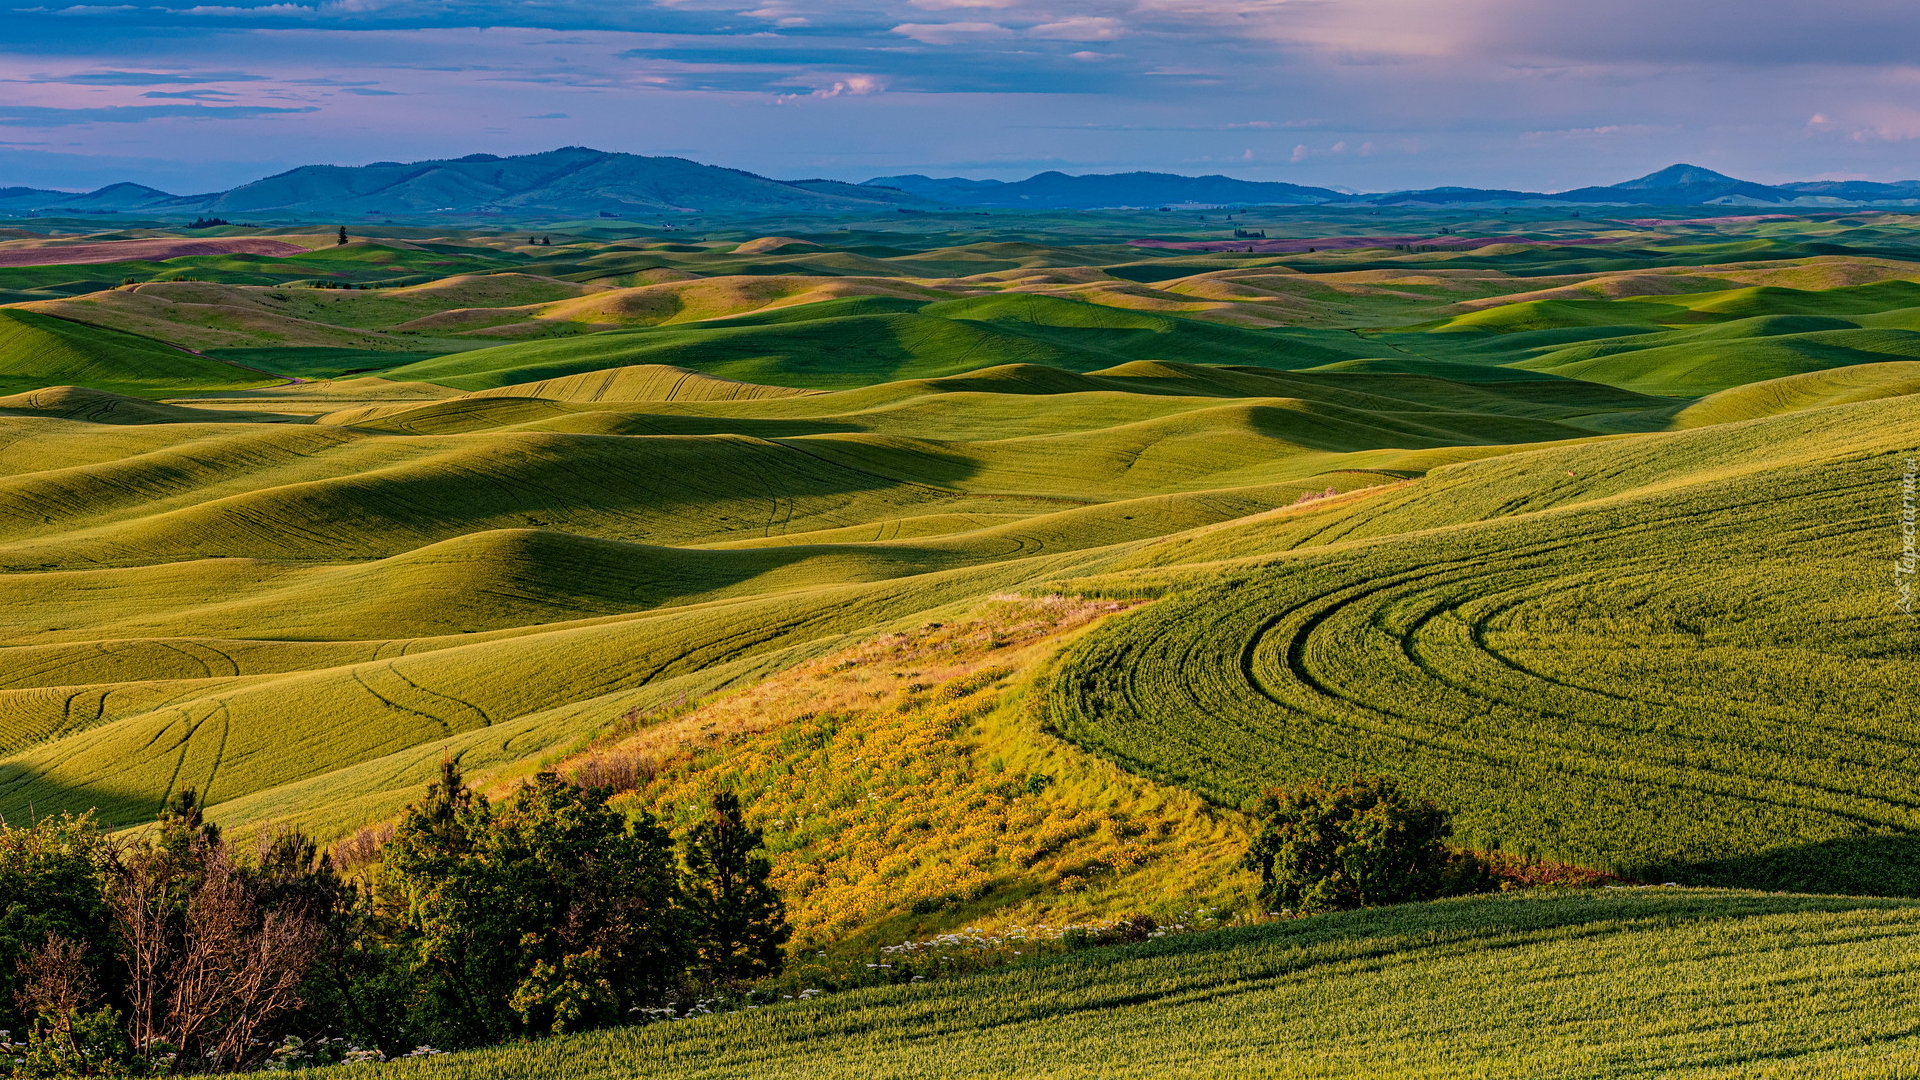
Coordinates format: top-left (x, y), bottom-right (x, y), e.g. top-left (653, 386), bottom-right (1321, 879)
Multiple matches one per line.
top-left (583, 594), bottom-right (1252, 951)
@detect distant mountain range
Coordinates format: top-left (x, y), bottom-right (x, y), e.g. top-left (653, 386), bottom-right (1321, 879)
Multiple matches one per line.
top-left (0, 148), bottom-right (926, 219)
top-left (866, 171), bottom-right (1344, 209)
top-left (874, 163), bottom-right (1920, 210)
top-left (1346, 164), bottom-right (1920, 209)
top-left (3, 152), bottom-right (1918, 219)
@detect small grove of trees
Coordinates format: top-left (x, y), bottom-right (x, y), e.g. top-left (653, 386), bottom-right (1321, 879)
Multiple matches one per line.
top-left (374, 764), bottom-right (689, 1042)
top-left (0, 765), bottom-right (786, 1075)
top-left (1241, 774), bottom-right (1494, 914)
top-left (0, 794), bottom-right (340, 1075)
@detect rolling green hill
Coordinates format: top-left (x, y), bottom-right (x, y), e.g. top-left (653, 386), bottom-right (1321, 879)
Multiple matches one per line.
top-left (1371, 280), bottom-right (1920, 396)
top-left (306, 889), bottom-right (1920, 1080)
top-left (0, 309), bottom-right (278, 397)
top-left (0, 351), bottom-right (1654, 836)
top-left (5, 216), bottom-right (1920, 1074)
top-left (1043, 393), bottom-right (1920, 892)
top-left (376, 295), bottom-right (1392, 391)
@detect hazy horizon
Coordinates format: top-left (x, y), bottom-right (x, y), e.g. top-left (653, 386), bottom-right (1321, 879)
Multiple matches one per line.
top-left (5, 0), bottom-right (1917, 194)
top-left (0, 149), bottom-right (1837, 200)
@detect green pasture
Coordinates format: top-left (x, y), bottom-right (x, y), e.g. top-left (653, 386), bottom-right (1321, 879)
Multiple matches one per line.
top-left (0, 309), bottom-right (278, 396)
top-left (300, 889), bottom-right (1920, 1080)
top-left (3, 217), bottom-right (1920, 890)
top-left (373, 294), bottom-right (1397, 390)
top-left (1367, 282), bottom-right (1920, 396)
top-left (0, 350), bottom-right (1640, 838)
top-left (4, 212), bottom-right (1920, 1080)
top-left (1045, 393), bottom-right (1920, 893)
top-left (287, 272), bottom-right (1920, 401)
top-left (1, 335), bottom-right (1916, 847)
top-left (0, 242), bottom-right (528, 295)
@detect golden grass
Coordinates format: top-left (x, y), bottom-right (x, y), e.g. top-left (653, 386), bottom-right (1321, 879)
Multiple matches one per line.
top-left (564, 593), bottom-right (1251, 947)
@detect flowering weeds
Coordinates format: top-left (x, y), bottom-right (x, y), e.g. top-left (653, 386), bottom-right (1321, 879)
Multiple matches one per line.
top-left (585, 595), bottom-right (1251, 952)
top-left (261, 1035), bottom-right (446, 1070)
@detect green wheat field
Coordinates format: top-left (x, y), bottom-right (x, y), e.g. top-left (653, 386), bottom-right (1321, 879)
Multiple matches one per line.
top-left (4, 206), bottom-right (1919, 1075)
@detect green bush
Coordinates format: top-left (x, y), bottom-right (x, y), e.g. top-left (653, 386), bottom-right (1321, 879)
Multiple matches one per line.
top-left (1242, 775), bottom-right (1467, 914)
top-left (0, 816), bottom-right (112, 1034)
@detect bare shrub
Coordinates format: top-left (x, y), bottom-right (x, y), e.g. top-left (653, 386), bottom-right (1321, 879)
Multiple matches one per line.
top-left (106, 799), bottom-right (330, 1071)
top-left (567, 752), bottom-right (658, 794)
top-left (330, 823), bottom-right (394, 874)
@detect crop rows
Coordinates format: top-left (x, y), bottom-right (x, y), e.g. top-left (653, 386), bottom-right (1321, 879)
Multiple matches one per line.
top-left (304, 890), bottom-right (1920, 1080)
top-left (1046, 435), bottom-right (1919, 889)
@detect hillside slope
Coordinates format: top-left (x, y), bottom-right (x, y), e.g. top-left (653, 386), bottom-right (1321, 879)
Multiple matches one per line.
top-left (0, 309), bottom-right (278, 396)
top-left (307, 889), bottom-right (1920, 1080)
top-left (1045, 394), bottom-right (1919, 891)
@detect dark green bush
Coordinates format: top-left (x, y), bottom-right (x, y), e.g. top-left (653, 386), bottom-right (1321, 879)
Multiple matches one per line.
top-left (1242, 775), bottom-right (1472, 914)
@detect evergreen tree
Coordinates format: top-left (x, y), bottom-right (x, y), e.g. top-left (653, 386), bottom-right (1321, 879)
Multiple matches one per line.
top-left (682, 791), bottom-right (789, 983)
top-left (336, 226), bottom-right (348, 246)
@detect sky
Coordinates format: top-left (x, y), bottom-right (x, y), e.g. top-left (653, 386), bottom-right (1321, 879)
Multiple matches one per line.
top-left (3, 0), bottom-right (1919, 194)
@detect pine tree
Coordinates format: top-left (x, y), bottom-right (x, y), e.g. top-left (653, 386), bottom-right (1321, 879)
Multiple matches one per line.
top-left (413, 757), bottom-right (478, 856)
top-left (682, 791), bottom-right (788, 983)
top-left (336, 226), bottom-right (348, 246)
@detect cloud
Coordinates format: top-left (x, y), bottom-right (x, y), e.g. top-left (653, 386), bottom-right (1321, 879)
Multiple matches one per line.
top-left (1468, 0), bottom-right (1920, 67)
top-left (811, 74), bottom-right (885, 97)
top-left (618, 36), bottom-right (1133, 95)
top-left (33, 70), bottom-right (268, 85)
top-left (1521, 124), bottom-right (1677, 142)
top-left (65, 0), bottom-right (758, 35)
top-left (1290, 142), bottom-right (1355, 163)
top-left (1843, 107), bottom-right (1920, 143)
top-left (19, 5), bottom-right (139, 14)
top-left (890, 22), bottom-right (1014, 45)
top-left (8, 0), bottom-right (1920, 194)
top-left (1027, 17), bottom-right (1124, 42)
top-left (741, 5), bottom-right (806, 26)
top-left (342, 86), bottom-right (399, 94)
top-left (0, 103), bottom-right (319, 128)
top-left (1132, 0), bottom-right (1920, 69)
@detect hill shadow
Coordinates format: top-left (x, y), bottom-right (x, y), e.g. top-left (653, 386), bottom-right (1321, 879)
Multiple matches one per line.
top-left (1647, 834), bottom-right (1920, 898)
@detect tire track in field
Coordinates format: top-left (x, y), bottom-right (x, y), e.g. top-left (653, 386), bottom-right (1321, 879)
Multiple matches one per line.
top-left (1255, 536), bottom-right (1920, 830)
top-left (349, 662), bottom-right (492, 734)
top-left (1046, 457), bottom-right (1920, 871)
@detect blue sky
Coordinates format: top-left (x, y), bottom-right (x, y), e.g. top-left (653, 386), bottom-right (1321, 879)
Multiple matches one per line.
top-left (3, 0), bottom-right (1918, 193)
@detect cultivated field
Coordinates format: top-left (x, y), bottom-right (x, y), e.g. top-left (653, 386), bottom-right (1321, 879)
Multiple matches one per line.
top-left (1, 207), bottom-right (1916, 1073)
top-left (303, 889), bottom-right (1920, 1080)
